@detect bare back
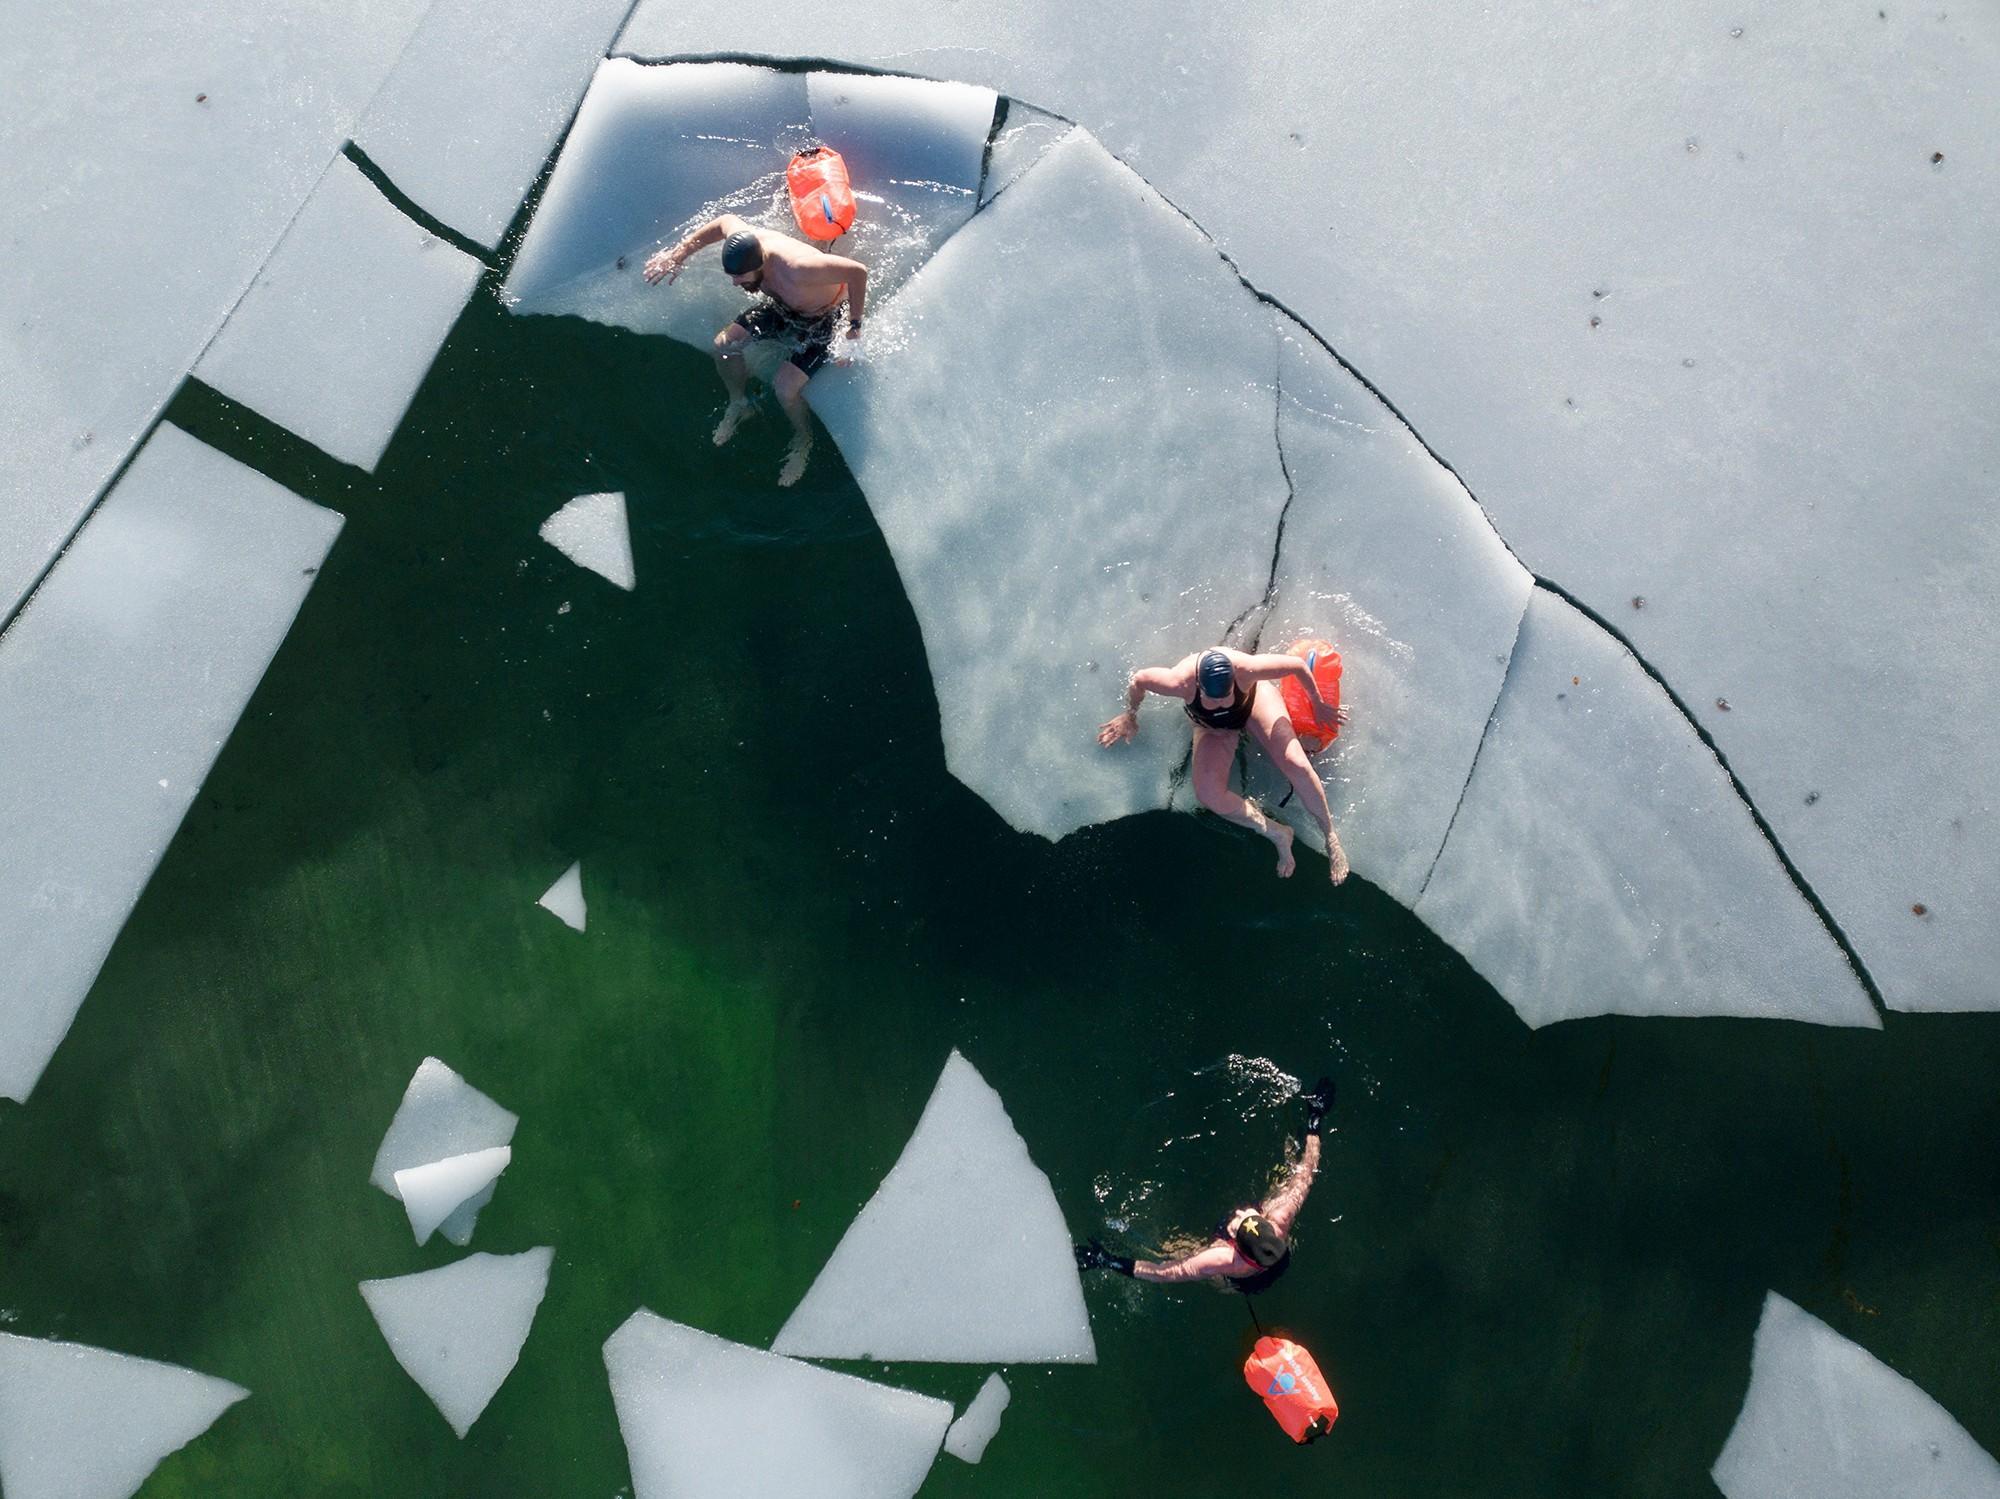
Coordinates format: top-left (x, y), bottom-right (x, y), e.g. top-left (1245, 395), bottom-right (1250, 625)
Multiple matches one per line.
top-left (752, 232), bottom-right (853, 317)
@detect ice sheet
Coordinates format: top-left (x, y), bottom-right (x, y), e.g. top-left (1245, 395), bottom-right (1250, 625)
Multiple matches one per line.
top-left (807, 130), bottom-right (1288, 839)
top-left (540, 495), bottom-right (635, 591)
top-left (1415, 591), bottom-right (1878, 1028)
top-left (774, 1051), bottom-right (1094, 1364)
top-left (980, 106), bottom-right (1072, 208)
top-left (942, 1373), bottom-right (1010, 1464)
top-left (394, 1147), bottom-right (512, 1247)
top-left (0, 0), bottom-right (424, 621)
top-left (195, 155), bottom-right (484, 472)
top-left (351, 0), bottom-right (635, 250)
top-left (604, 1311), bottom-right (951, 1499)
top-left (1712, 1293), bottom-right (2000, 1499)
top-left (0, 1331), bottom-right (247, 1499)
top-left (537, 860), bottom-right (589, 930)
top-left (369, 1057), bottom-right (519, 1196)
top-left (0, 424), bottom-right (341, 1104)
top-left (1239, 325), bottom-right (1532, 906)
top-left (359, 1247), bottom-right (553, 1439)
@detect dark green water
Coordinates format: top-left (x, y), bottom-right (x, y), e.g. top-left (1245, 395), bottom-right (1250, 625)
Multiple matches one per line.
top-left (1, 289), bottom-right (1995, 1498)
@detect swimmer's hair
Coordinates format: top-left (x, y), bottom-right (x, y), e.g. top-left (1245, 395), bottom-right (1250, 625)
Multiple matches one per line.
top-left (1235, 1213), bottom-right (1289, 1267)
top-left (721, 230), bottom-right (765, 274)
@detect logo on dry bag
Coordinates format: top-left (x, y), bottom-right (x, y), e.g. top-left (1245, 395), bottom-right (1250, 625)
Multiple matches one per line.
top-left (1267, 1371), bottom-right (1298, 1397)
top-left (820, 192), bottom-right (835, 225)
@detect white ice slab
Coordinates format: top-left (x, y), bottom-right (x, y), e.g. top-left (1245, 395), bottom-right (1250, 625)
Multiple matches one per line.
top-left (942, 1373), bottom-right (1010, 1465)
top-left (195, 155), bottom-right (483, 471)
top-left (1415, 590), bottom-right (1878, 1028)
top-left (540, 495), bottom-right (635, 591)
top-left (0, 1332), bottom-right (247, 1499)
top-left (604, 1311), bottom-right (951, 1499)
top-left (370, 1057), bottom-right (519, 1196)
top-left (775, 1051), bottom-right (1094, 1364)
top-left (1239, 325), bottom-right (1532, 905)
top-left (359, 1246), bottom-right (553, 1439)
top-left (1713, 1293), bottom-right (2000, 1499)
top-left (537, 859), bottom-right (589, 930)
top-left (0, 425), bottom-right (340, 1104)
top-left (352, 0), bottom-right (635, 250)
top-left (0, 0), bottom-right (424, 621)
top-left (394, 1147), bottom-right (513, 1247)
top-left (981, 107), bottom-right (1071, 208)
top-left (808, 130), bottom-right (1288, 840)
top-left (438, 1181), bottom-right (498, 1248)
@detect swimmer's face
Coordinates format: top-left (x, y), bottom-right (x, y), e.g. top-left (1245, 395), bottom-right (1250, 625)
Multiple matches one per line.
top-left (730, 268), bottom-right (763, 290)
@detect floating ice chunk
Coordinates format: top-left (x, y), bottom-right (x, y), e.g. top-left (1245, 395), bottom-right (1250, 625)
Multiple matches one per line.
top-left (394, 1147), bottom-right (512, 1247)
top-left (942, 1373), bottom-right (1010, 1464)
top-left (359, 1247), bottom-right (553, 1438)
top-left (537, 859), bottom-right (589, 930)
top-left (0, 1331), bottom-right (247, 1499)
top-left (352, 0), bottom-right (634, 250)
top-left (437, 1181), bottom-right (498, 1248)
top-left (775, 1051), bottom-right (1094, 1364)
top-left (539, 495), bottom-right (635, 591)
top-left (1414, 591), bottom-right (1878, 1027)
top-left (808, 130), bottom-right (1287, 839)
top-left (195, 155), bottom-right (483, 471)
top-left (1238, 326), bottom-right (1532, 905)
top-left (0, 426), bottom-right (340, 1104)
top-left (1712, 1293), bottom-right (2000, 1499)
top-left (370, 1057), bottom-right (519, 1197)
top-left (604, 1311), bottom-right (951, 1499)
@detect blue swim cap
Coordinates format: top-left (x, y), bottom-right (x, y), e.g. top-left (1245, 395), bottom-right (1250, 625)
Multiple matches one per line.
top-left (1198, 649), bottom-right (1235, 700)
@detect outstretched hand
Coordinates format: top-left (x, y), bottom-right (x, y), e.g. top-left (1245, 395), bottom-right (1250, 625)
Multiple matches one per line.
top-left (642, 248), bottom-right (681, 285)
top-left (1097, 711), bottom-right (1138, 747)
top-left (1073, 1238), bottom-right (1135, 1275)
top-left (1301, 1074), bottom-right (1335, 1134)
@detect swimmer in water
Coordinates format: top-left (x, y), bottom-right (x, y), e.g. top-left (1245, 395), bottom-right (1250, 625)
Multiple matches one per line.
top-left (1076, 1076), bottom-right (1333, 1293)
top-left (644, 215), bottom-right (869, 488)
top-left (1097, 647), bottom-right (1352, 884)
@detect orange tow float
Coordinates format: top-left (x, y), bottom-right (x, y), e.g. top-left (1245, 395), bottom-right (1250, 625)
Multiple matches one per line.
top-left (1277, 637), bottom-right (1343, 754)
top-left (1244, 1335), bottom-right (1340, 1444)
top-left (786, 146), bottom-right (856, 241)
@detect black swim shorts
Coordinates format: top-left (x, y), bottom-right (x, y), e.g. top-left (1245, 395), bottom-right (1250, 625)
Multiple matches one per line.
top-left (733, 298), bottom-right (840, 377)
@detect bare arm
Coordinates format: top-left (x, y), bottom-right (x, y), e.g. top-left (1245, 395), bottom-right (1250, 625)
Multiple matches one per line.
top-left (1259, 1131), bottom-right (1321, 1238)
top-left (1097, 658), bottom-right (1198, 746)
top-left (1132, 1241), bottom-right (1243, 1284)
top-left (1229, 649), bottom-right (1330, 713)
top-left (643, 213), bottom-right (752, 284)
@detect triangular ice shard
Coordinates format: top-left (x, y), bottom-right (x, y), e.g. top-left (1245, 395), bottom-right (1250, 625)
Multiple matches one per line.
top-left (539, 493), bottom-right (634, 591)
top-left (438, 1181), bottom-right (497, 1247)
top-left (774, 1051), bottom-right (1094, 1363)
top-left (537, 860), bottom-right (587, 932)
top-left (359, 1247), bottom-right (554, 1439)
top-left (603, 1311), bottom-right (951, 1499)
top-left (394, 1146), bottom-right (512, 1246)
top-left (943, 1372), bottom-right (1010, 1464)
top-left (0, 1332), bottom-right (247, 1499)
top-left (1712, 1293), bottom-right (2000, 1499)
top-left (371, 1057), bottom-right (518, 1198)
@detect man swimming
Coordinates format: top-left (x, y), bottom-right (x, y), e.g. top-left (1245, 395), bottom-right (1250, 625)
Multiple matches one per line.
top-left (643, 213), bottom-right (870, 487)
top-left (1076, 1077), bottom-right (1333, 1292)
top-left (1098, 646), bottom-right (1352, 884)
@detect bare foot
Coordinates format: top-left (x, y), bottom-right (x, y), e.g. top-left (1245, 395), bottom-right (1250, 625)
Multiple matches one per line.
top-left (1327, 834), bottom-right (1350, 886)
top-left (777, 434), bottom-right (812, 487)
top-left (712, 399), bottom-right (754, 446)
top-left (1271, 821), bottom-right (1296, 878)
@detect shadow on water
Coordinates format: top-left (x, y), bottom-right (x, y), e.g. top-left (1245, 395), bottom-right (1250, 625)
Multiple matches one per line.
top-left (0, 287), bottom-right (1994, 1498)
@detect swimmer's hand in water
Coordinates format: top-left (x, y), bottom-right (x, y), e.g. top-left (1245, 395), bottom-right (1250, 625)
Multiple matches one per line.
top-left (1301, 1075), bottom-right (1335, 1135)
top-left (642, 248), bottom-right (683, 285)
top-left (1074, 1239), bottom-right (1135, 1276)
top-left (1097, 710), bottom-right (1138, 747)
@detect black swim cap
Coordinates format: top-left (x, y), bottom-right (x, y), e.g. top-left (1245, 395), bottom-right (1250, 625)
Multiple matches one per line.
top-left (1235, 1213), bottom-right (1289, 1267)
top-left (1197, 649), bottom-right (1234, 700)
top-left (721, 230), bottom-right (764, 274)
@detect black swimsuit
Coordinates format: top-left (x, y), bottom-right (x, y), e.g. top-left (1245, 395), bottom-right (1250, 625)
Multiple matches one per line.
top-left (1185, 684), bottom-right (1254, 732)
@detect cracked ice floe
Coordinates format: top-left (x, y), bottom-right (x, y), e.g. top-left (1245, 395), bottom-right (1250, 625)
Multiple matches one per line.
top-left (0, 1332), bottom-right (247, 1499)
top-left (1712, 1293), bottom-right (2000, 1499)
top-left (604, 1312), bottom-right (952, 1499)
top-left (371, 1058), bottom-right (519, 1245)
top-left (360, 1246), bottom-right (552, 1439)
top-left (537, 858), bottom-right (589, 930)
top-left (540, 495), bottom-right (635, 591)
top-left (1415, 590), bottom-right (1877, 1027)
top-left (351, 0), bottom-right (634, 250)
top-left (505, 60), bottom-right (994, 351)
top-left (774, 1051), bottom-right (1094, 1364)
top-left (0, 425), bottom-right (340, 1104)
top-left (394, 1146), bottom-right (512, 1247)
top-left (807, 128), bottom-right (1288, 839)
top-left (195, 154), bottom-right (483, 471)
top-left (942, 1373), bottom-right (1010, 1464)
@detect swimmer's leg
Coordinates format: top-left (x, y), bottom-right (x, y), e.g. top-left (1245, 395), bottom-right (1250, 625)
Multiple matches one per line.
top-left (711, 323), bottom-right (756, 445)
top-left (1248, 681), bottom-right (1348, 885)
top-left (773, 360), bottom-right (814, 487)
top-left (1192, 725), bottom-right (1295, 877)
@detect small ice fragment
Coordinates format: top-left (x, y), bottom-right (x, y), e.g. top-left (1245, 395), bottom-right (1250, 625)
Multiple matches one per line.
top-left (603, 1311), bottom-right (951, 1499)
top-left (438, 1180), bottom-right (498, 1247)
top-left (537, 860), bottom-right (587, 931)
top-left (539, 493), bottom-right (634, 591)
top-left (393, 1146), bottom-right (512, 1246)
top-left (370, 1057), bottom-right (518, 1198)
top-left (943, 1373), bottom-right (1010, 1464)
top-left (359, 1247), bottom-right (553, 1439)
top-left (0, 1331), bottom-right (248, 1499)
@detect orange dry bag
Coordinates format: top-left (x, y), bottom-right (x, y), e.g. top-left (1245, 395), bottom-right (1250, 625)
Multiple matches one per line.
top-left (1277, 637), bottom-right (1343, 754)
top-left (787, 147), bottom-right (856, 241)
top-left (1244, 1336), bottom-right (1340, 1445)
